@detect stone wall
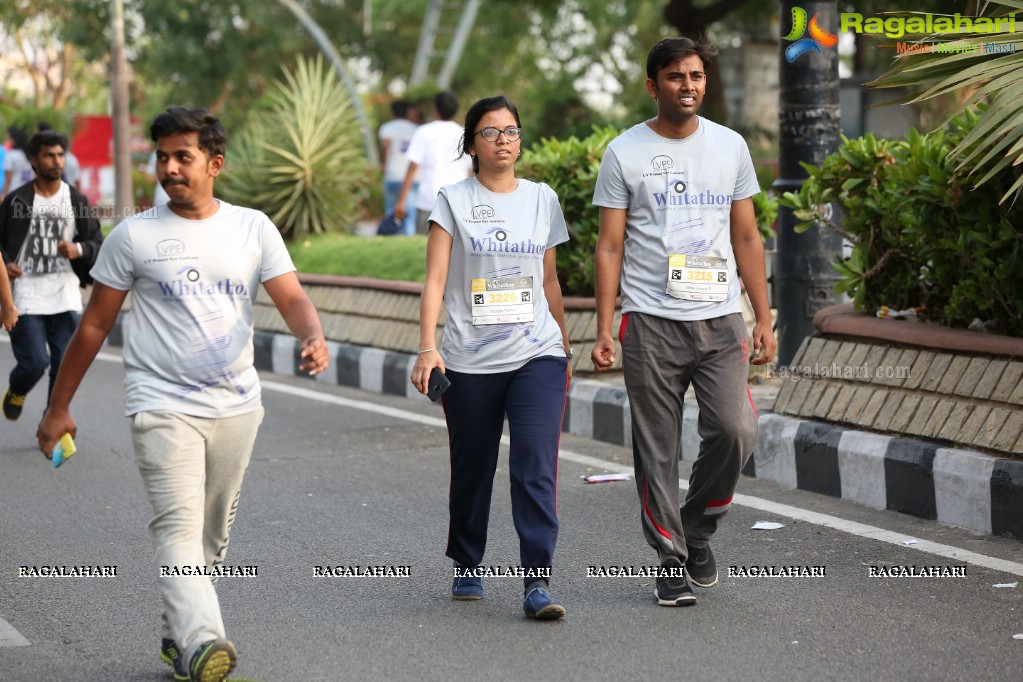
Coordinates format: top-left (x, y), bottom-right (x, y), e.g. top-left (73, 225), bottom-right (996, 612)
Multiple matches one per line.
top-left (252, 275), bottom-right (624, 373)
top-left (773, 305), bottom-right (1023, 457)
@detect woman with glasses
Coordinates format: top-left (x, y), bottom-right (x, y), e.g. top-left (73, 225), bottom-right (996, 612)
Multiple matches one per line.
top-left (411, 95), bottom-right (571, 620)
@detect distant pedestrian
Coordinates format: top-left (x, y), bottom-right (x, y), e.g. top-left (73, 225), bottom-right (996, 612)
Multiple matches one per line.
top-left (37, 106), bottom-right (329, 682)
top-left (591, 36), bottom-right (775, 606)
top-left (1, 128), bottom-right (34, 202)
top-left (411, 95), bottom-right (572, 619)
top-left (394, 91), bottom-right (472, 235)
top-left (378, 100), bottom-right (419, 235)
top-left (0, 130), bottom-right (103, 422)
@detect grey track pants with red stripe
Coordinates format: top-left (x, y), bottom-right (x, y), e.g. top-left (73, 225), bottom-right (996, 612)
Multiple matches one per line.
top-left (621, 311), bottom-right (758, 563)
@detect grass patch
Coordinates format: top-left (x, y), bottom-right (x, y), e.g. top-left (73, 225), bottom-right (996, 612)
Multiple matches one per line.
top-left (286, 232), bottom-right (427, 281)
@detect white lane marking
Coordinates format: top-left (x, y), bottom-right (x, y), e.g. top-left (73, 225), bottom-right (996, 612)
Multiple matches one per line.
top-left (262, 379), bottom-right (1023, 578)
top-left (0, 616), bottom-right (30, 647)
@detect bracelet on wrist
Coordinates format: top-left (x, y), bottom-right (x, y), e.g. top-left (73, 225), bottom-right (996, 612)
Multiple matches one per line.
top-left (418, 348), bottom-right (436, 354)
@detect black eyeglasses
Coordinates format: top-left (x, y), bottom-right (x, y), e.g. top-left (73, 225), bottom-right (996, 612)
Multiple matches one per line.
top-left (475, 127), bottom-right (522, 142)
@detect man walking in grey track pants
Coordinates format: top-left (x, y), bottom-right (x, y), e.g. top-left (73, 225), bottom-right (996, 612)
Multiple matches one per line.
top-left (591, 36), bottom-right (776, 606)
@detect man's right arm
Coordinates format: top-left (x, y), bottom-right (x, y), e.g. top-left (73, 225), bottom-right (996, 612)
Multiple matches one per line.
top-left (37, 283), bottom-right (128, 456)
top-left (393, 161), bottom-right (419, 221)
top-left (592, 207), bottom-right (627, 371)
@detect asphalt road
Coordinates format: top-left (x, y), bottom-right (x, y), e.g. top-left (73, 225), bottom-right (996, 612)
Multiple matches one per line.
top-left (1, 340), bottom-right (1022, 682)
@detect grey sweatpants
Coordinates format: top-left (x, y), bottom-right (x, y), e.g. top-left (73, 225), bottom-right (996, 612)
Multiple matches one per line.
top-left (621, 312), bottom-right (758, 563)
top-left (131, 408), bottom-right (264, 662)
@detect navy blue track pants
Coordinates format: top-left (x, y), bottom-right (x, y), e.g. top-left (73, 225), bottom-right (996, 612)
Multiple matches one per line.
top-left (442, 355), bottom-right (567, 584)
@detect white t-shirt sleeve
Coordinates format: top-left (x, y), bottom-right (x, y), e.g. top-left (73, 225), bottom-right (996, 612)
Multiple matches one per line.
top-left (592, 146), bottom-right (630, 209)
top-left (89, 223), bottom-right (134, 290)
top-left (544, 184), bottom-right (569, 249)
top-left (733, 139), bottom-right (760, 200)
top-left (405, 128), bottom-right (426, 166)
top-left (428, 188), bottom-right (457, 236)
top-left (258, 216), bottom-right (297, 282)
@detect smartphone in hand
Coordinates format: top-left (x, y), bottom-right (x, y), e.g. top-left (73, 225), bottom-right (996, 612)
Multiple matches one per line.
top-left (52, 433), bottom-right (77, 468)
top-left (427, 367), bottom-right (451, 402)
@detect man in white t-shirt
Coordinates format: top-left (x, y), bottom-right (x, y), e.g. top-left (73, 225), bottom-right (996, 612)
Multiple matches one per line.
top-left (37, 107), bottom-right (329, 682)
top-left (0, 130), bottom-right (103, 422)
top-left (394, 91), bottom-right (472, 235)
top-left (378, 100), bottom-right (419, 235)
top-left (592, 36), bottom-right (776, 607)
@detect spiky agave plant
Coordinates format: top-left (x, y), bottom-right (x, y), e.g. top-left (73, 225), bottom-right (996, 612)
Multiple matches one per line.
top-left (220, 55), bottom-right (368, 237)
top-left (869, 0), bottom-right (1023, 203)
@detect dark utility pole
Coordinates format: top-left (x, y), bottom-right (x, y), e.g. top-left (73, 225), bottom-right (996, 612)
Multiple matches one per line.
top-left (774, 0), bottom-right (843, 365)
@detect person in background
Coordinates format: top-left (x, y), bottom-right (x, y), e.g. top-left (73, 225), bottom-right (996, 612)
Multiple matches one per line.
top-left (0, 130), bottom-right (102, 422)
top-left (411, 95), bottom-right (572, 620)
top-left (37, 106), bottom-right (328, 682)
top-left (378, 100), bottom-right (419, 236)
top-left (394, 91), bottom-right (472, 235)
top-left (1, 128), bottom-right (33, 202)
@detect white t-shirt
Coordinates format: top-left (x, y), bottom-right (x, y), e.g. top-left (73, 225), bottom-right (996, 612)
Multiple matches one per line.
top-left (379, 118), bottom-right (418, 183)
top-left (429, 177), bottom-right (569, 373)
top-left (4, 149), bottom-right (34, 189)
top-left (592, 117), bottom-right (760, 321)
top-left (90, 201), bottom-right (296, 417)
top-left (13, 182), bottom-right (82, 315)
top-left (405, 120), bottom-right (471, 212)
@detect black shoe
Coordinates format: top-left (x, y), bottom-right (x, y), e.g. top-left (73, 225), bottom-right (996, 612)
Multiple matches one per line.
top-left (2, 388), bottom-right (26, 422)
top-left (686, 544), bottom-right (718, 588)
top-left (655, 558), bottom-right (696, 606)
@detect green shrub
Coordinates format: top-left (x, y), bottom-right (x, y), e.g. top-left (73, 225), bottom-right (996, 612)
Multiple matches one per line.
top-left (219, 56), bottom-right (369, 238)
top-left (518, 126), bottom-right (619, 297)
top-left (780, 108), bottom-right (1023, 336)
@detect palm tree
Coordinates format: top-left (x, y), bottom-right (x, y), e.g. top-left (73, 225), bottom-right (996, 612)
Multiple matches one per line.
top-left (869, 0), bottom-right (1023, 202)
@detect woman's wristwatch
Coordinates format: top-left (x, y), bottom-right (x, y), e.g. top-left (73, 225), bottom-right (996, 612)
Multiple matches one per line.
top-left (565, 347), bottom-right (574, 360)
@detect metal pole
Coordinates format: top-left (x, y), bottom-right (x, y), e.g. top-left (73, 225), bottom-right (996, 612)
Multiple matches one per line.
top-left (410, 0), bottom-right (443, 87)
top-left (774, 0), bottom-right (843, 365)
top-left (438, 0), bottom-right (481, 89)
top-left (278, 0), bottom-right (380, 167)
top-left (110, 0), bottom-right (132, 225)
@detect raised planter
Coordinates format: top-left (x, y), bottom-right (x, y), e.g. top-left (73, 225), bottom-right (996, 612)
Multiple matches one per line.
top-left (773, 303), bottom-right (1023, 457)
top-left (252, 274), bottom-right (624, 373)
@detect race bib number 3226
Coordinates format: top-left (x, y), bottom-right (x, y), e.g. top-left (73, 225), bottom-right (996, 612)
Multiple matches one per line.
top-left (470, 276), bottom-right (534, 325)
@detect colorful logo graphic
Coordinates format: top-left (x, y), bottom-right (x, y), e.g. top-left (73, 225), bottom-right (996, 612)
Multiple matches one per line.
top-left (783, 6), bottom-right (839, 62)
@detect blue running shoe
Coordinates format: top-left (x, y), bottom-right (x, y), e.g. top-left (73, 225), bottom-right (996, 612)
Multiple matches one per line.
top-left (452, 574), bottom-right (483, 600)
top-left (160, 638), bottom-right (188, 681)
top-left (523, 581), bottom-right (565, 620)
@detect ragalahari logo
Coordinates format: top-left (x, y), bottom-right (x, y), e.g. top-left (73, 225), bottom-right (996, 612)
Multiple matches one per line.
top-left (783, 6), bottom-right (840, 62)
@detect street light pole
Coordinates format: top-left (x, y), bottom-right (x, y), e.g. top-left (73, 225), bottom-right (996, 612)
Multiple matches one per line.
top-left (111, 0), bottom-right (132, 225)
top-left (774, 0), bottom-right (843, 365)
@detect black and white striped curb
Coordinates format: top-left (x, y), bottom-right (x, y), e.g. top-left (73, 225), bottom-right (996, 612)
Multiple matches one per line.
top-left (107, 325), bottom-right (1023, 541)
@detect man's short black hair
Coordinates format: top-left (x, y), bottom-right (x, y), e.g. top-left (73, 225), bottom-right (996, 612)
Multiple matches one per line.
top-left (27, 130), bottom-right (68, 158)
top-left (391, 100), bottom-right (409, 118)
top-left (434, 91), bottom-right (459, 121)
top-left (150, 106), bottom-right (228, 158)
top-left (646, 36), bottom-right (718, 80)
